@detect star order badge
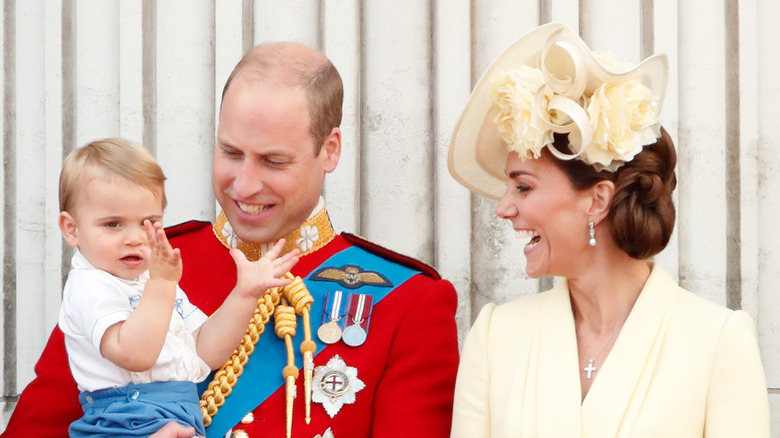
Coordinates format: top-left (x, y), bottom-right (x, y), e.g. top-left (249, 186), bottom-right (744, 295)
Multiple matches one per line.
top-left (313, 355), bottom-right (365, 418)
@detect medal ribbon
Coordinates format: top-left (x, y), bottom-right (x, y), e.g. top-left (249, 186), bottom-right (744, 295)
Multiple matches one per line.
top-left (347, 294), bottom-right (372, 330)
top-left (353, 294), bottom-right (365, 324)
top-left (328, 290), bottom-right (343, 322)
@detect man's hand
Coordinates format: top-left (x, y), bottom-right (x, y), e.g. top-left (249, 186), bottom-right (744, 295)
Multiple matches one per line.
top-left (149, 421), bottom-right (202, 438)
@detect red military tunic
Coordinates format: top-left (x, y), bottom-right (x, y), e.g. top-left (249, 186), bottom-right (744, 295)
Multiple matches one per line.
top-left (2, 209), bottom-right (459, 437)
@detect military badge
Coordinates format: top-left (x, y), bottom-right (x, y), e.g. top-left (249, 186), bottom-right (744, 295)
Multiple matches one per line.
top-left (313, 355), bottom-right (365, 418)
top-left (310, 265), bottom-right (393, 289)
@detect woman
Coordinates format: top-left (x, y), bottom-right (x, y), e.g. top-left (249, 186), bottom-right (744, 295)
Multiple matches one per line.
top-left (448, 23), bottom-right (769, 437)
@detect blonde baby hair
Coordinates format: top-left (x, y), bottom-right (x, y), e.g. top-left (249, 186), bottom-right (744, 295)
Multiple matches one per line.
top-left (59, 138), bottom-right (167, 213)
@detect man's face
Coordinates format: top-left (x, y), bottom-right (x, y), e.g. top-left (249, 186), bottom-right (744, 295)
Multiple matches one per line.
top-left (212, 77), bottom-right (340, 244)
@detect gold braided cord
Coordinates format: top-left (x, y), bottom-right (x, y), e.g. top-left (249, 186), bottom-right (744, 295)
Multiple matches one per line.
top-left (280, 273), bottom-right (316, 424)
top-left (274, 304), bottom-right (298, 340)
top-left (199, 287), bottom-right (281, 427)
top-left (282, 273), bottom-right (314, 314)
top-left (198, 275), bottom-right (316, 429)
top-left (275, 303), bottom-right (298, 438)
top-left (204, 211), bottom-right (326, 429)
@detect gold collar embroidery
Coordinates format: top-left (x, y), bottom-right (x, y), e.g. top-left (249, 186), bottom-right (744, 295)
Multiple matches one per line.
top-left (212, 207), bottom-right (336, 261)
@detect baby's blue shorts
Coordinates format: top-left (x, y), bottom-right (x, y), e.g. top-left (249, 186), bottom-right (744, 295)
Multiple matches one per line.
top-left (69, 381), bottom-right (205, 438)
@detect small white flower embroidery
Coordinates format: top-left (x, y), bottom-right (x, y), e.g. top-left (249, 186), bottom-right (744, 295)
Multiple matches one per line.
top-left (222, 222), bottom-right (239, 248)
top-left (296, 225), bottom-right (319, 252)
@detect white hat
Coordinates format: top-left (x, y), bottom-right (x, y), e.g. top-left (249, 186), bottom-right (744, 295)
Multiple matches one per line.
top-left (448, 23), bottom-right (668, 200)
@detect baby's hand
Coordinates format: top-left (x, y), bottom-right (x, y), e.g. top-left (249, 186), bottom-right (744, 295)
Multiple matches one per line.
top-left (230, 239), bottom-right (300, 299)
top-left (144, 220), bottom-right (182, 283)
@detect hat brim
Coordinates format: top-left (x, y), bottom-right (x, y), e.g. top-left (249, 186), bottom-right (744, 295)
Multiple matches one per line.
top-left (448, 23), bottom-right (668, 200)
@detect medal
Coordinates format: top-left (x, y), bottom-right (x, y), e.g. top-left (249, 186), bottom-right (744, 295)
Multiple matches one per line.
top-left (312, 355), bottom-right (365, 418)
top-left (341, 324), bottom-right (366, 347)
top-left (318, 290), bottom-right (344, 344)
top-left (318, 321), bottom-right (342, 344)
top-left (341, 293), bottom-right (372, 347)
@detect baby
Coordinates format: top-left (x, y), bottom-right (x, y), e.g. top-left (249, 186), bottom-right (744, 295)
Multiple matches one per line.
top-left (57, 138), bottom-right (299, 437)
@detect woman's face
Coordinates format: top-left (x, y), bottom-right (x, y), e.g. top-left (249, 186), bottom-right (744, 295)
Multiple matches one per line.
top-left (495, 151), bottom-right (593, 278)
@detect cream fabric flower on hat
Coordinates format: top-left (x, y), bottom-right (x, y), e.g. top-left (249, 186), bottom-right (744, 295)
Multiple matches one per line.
top-left (492, 66), bottom-right (552, 160)
top-left (490, 50), bottom-right (660, 172)
top-left (585, 78), bottom-right (659, 171)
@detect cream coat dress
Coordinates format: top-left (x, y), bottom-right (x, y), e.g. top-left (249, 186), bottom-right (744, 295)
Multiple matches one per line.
top-left (451, 264), bottom-right (769, 438)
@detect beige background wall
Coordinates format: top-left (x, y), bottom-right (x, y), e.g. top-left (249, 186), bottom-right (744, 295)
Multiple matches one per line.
top-left (2, 0), bottom-right (778, 433)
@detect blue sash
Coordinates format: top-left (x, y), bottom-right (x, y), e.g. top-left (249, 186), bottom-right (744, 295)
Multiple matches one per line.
top-left (205, 245), bottom-right (420, 437)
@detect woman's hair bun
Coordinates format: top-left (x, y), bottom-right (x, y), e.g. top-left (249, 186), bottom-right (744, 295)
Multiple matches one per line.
top-left (609, 128), bottom-right (677, 259)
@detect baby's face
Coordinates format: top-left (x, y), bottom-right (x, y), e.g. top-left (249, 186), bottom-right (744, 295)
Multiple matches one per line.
top-left (63, 178), bottom-right (164, 280)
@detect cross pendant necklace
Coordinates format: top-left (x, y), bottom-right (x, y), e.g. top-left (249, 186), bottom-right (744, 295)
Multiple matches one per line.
top-left (581, 321), bottom-right (626, 380)
top-left (584, 359), bottom-right (597, 379)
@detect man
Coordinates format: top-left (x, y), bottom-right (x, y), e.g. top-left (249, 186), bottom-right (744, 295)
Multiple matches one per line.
top-left (2, 43), bottom-right (459, 437)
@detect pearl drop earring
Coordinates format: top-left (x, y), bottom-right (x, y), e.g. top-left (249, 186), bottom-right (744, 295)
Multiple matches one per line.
top-left (588, 220), bottom-right (597, 246)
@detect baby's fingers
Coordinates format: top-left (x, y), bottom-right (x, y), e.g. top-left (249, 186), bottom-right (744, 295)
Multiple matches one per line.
top-left (152, 223), bottom-right (176, 257)
top-left (229, 247), bottom-right (249, 267)
top-left (144, 220), bottom-right (158, 247)
top-left (265, 238), bottom-right (287, 260)
top-left (154, 222), bottom-right (169, 246)
top-left (273, 253), bottom-right (300, 277)
top-left (264, 277), bottom-right (293, 289)
top-left (168, 247), bottom-right (182, 265)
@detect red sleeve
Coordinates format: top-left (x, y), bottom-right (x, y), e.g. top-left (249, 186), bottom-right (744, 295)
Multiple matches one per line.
top-left (371, 275), bottom-right (459, 437)
top-left (1, 327), bottom-right (81, 437)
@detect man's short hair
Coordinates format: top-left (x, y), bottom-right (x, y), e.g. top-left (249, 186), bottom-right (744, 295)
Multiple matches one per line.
top-left (221, 42), bottom-right (344, 155)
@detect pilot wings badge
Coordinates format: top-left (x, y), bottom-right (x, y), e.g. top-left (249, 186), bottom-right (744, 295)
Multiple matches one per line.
top-left (310, 265), bottom-right (392, 289)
